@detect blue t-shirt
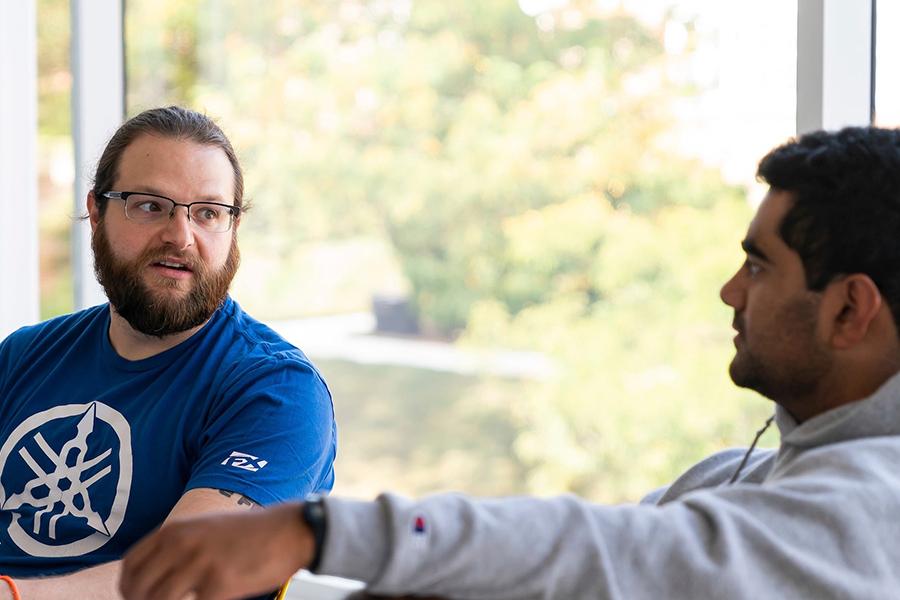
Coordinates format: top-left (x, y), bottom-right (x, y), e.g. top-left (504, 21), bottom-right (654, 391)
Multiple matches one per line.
top-left (0, 296), bottom-right (336, 577)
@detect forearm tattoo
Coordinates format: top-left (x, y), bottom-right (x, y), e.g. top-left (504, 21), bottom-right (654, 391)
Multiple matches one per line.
top-left (217, 489), bottom-right (258, 508)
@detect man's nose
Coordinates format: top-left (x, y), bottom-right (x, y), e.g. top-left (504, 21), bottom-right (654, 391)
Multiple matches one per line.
top-left (160, 205), bottom-right (195, 249)
top-left (720, 270), bottom-right (744, 310)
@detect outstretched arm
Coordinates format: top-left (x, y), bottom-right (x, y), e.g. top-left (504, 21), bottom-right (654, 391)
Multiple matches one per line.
top-left (120, 501), bottom-right (315, 600)
top-left (122, 447), bottom-right (900, 600)
top-left (2, 488), bottom-right (259, 600)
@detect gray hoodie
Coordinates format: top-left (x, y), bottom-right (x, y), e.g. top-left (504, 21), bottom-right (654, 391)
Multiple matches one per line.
top-left (318, 371), bottom-right (900, 599)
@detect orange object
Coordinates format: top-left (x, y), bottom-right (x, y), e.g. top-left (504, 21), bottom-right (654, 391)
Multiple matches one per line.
top-left (0, 576), bottom-right (21, 600)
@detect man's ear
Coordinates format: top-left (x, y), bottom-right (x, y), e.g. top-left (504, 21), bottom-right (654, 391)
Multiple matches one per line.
top-left (826, 274), bottom-right (883, 350)
top-left (87, 191), bottom-right (100, 231)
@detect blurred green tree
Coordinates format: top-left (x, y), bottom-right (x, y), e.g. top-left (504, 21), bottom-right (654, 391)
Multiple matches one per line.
top-left (117, 0), bottom-right (777, 500)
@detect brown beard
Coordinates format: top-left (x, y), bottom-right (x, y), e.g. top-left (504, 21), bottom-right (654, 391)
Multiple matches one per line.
top-left (92, 220), bottom-right (240, 338)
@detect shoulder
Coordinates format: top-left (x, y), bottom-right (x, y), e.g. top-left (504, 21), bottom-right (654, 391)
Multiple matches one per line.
top-left (776, 437), bottom-right (900, 485)
top-left (213, 299), bottom-right (319, 367)
top-left (673, 439), bottom-right (900, 509)
top-left (670, 439), bottom-right (900, 530)
top-left (216, 298), bottom-right (311, 361)
top-left (210, 298), bottom-right (331, 401)
top-left (1, 305), bottom-right (107, 358)
top-left (648, 447), bottom-right (776, 504)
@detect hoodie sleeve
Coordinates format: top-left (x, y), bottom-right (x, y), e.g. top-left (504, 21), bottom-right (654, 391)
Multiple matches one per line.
top-left (317, 441), bottom-right (900, 599)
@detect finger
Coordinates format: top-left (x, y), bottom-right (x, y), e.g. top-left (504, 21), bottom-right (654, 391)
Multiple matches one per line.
top-left (192, 551), bottom-right (281, 600)
top-left (121, 531), bottom-right (169, 598)
top-left (121, 527), bottom-right (193, 599)
top-left (194, 563), bottom-right (260, 600)
top-left (144, 552), bottom-right (211, 600)
top-left (192, 581), bottom-right (228, 600)
top-left (122, 525), bottom-right (164, 569)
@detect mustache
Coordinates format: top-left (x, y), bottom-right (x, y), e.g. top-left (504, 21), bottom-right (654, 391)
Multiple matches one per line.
top-left (143, 248), bottom-right (202, 273)
top-left (91, 220), bottom-right (239, 338)
top-left (732, 314), bottom-right (745, 333)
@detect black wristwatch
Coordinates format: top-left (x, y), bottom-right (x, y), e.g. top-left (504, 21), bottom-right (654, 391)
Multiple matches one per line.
top-left (301, 494), bottom-right (328, 572)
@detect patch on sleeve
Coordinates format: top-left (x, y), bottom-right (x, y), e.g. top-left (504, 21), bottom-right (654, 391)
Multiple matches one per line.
top-left (409, 513), bottom-right (430, 550)
top-left (413, 515), bottom-right (427, 534)
top-left (221, 451), bottom-right (268, 472)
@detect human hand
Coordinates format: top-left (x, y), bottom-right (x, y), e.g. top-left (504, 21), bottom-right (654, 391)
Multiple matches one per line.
top-left (119, 502), bottom-right (314, 600)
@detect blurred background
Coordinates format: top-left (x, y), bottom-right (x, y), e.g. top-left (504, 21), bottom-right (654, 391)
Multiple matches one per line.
top-left (29, 0), bottom-right (897, 501)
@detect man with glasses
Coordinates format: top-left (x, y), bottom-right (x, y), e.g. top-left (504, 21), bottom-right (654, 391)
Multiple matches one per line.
top-left (0, 106), bottom-right (335, 599)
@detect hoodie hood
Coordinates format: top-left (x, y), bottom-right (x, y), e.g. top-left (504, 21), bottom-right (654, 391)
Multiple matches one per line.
top-left (776, 370), bottom-right (900, 450)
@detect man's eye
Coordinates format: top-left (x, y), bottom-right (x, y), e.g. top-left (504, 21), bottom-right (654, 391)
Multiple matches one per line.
top-left (195, 206), bottom-right (221, 221)
top-left (744, 260), bottom-right (762, 276)
top-left (135, 201), bottom-right (163, 213)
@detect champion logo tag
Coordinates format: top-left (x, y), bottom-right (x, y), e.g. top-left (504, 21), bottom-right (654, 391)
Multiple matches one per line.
top-left (409, 514), bottom-right (430, 549)
top-left (413, 515), bottom-right (427, 534)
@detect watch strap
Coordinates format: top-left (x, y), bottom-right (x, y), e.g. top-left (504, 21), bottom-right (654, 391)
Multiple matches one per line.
top-left (301, 494), bottom-right (328, 572)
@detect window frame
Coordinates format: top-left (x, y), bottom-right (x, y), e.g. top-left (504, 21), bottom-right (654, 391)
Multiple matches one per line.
top-left (1, 1), bottom-right (881, 331)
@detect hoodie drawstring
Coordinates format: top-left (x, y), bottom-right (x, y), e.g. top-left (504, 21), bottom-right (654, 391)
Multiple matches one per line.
top-left (729, 415), bottom-right (775, 484)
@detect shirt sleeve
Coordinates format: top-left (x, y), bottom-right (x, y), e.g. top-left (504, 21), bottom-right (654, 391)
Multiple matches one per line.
top-left (319, 444), bottom-right (900, 599)
top-left (184, 354), bottom-right (336, 505)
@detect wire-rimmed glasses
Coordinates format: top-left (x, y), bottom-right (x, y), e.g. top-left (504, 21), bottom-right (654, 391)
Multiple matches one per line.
top-left (102, 191), bottom-right (240, 233)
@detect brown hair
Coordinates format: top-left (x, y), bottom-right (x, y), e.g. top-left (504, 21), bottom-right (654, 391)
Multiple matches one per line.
top-left (91, 106), bottom-right (245, 215)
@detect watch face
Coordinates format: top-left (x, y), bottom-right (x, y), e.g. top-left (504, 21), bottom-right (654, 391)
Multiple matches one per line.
top-left (303, 497), bottom-right (325, 523)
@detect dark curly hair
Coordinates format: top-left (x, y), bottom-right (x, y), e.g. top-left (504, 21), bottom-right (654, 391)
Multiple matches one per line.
top-left (757, 126), bottom-right (900, 328)
top-left (90, 106), bottom-right (245, 216)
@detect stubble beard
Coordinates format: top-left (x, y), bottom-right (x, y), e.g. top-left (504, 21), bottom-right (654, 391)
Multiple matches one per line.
top-left (728, 295), bottom-right (832, 406)
top-left (92, 219), bottom-right (240, 338)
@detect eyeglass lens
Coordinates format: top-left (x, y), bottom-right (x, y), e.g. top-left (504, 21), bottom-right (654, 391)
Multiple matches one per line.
top-left (124, 194), bottom-right (234, 232)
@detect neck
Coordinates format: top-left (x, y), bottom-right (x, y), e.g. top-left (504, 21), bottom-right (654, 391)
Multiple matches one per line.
top-left (782, 359), bottom-right (900, 423)
top-left (107, 307), bottom-right (207, 361)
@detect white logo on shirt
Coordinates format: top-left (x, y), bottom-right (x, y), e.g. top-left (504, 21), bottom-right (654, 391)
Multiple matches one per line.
top-left (0, 402), bottom-right (133, 557)
top-left (221, 451), bottom-right (268, 472)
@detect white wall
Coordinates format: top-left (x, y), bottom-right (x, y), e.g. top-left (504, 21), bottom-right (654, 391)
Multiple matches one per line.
top-left (0, 0), bottom-right (40, 339)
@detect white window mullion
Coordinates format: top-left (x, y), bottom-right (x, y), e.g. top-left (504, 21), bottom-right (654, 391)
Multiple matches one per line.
top-left (797, 0), bottom-right (874, 134)
top-left (0, 0), bottom-right (40, 339)
top-left (71, 0), bottom-right (125, 309)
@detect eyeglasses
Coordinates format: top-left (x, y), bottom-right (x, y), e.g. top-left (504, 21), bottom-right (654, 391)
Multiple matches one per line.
top-left (102, 191), bottom-right (241, 233)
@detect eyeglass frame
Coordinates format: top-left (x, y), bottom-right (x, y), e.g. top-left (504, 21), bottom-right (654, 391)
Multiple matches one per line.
top-left (101, 190), bottom-right (242, 233)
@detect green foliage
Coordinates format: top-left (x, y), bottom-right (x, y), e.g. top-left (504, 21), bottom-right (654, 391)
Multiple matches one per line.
top-left (122, 0), bottom-right (683, 333)
top-left (37, 0), bottom-right (71, 136)
top-left (127, 1), bottom-right (202, 109)
top-left (463, 197), bottom-right (772, 501)
top-left (318, 358), bottom-right (530, 498)
top-left (36, 0), bottom-right (75, 318)
top-left (110, 0), bottom-right (778, 501)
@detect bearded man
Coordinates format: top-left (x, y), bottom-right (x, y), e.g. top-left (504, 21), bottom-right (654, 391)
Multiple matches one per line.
top-left (0, 106), bottom-right (336, 598)
top-left (121, 126), bottom-right (900, 600)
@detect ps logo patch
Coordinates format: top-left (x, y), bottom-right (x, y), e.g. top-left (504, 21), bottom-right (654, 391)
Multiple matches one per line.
top-left (221, 451), bottom-right (268, 472)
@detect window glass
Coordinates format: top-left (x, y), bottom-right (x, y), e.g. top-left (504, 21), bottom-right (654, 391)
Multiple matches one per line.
top-left (875, 0), bottom-right (900, 126)
top-left (37, 0), bottom-right (75, 319)
top-left (125, 0), bottom-right (796, 500)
